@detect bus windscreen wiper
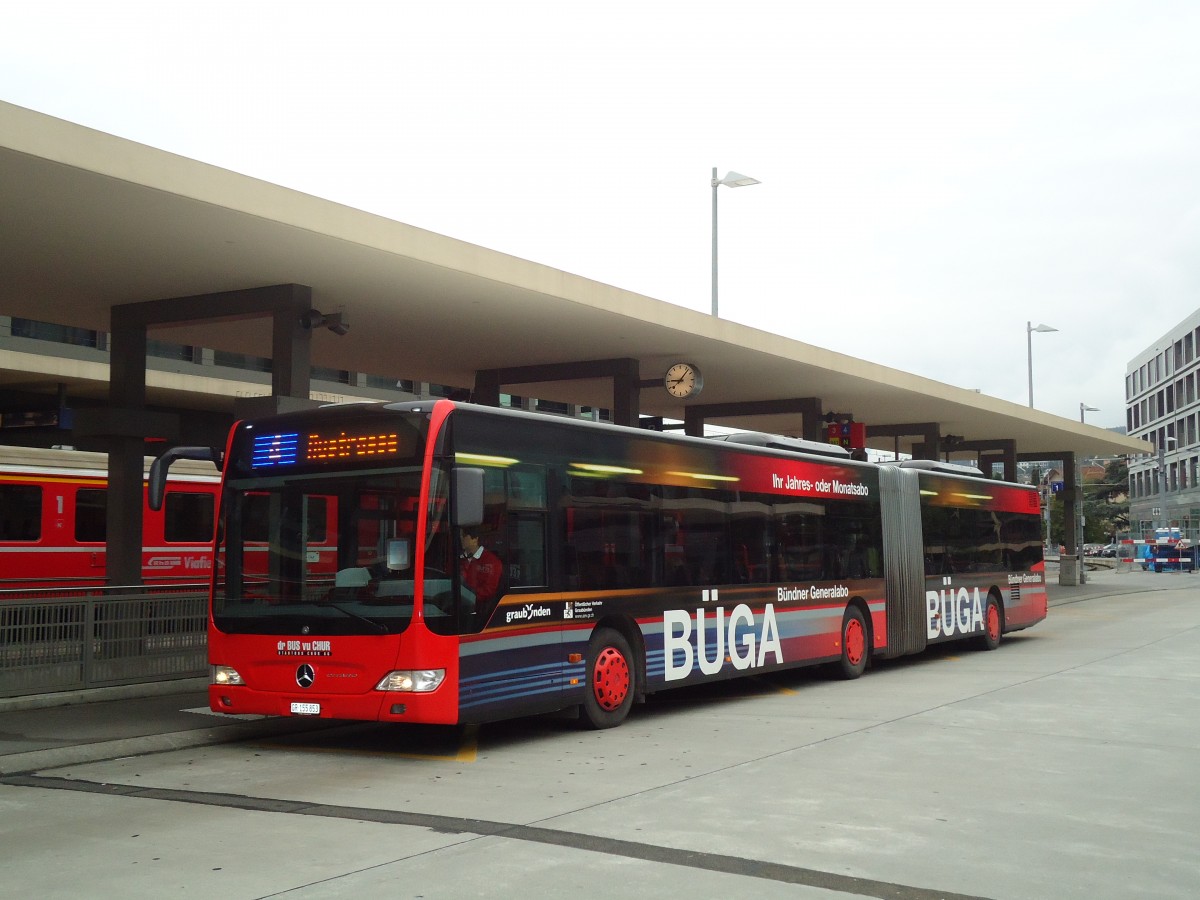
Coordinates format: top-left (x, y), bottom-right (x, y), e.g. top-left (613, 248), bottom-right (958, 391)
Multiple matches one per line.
top-left (314, 600), bottom-right (389, 634)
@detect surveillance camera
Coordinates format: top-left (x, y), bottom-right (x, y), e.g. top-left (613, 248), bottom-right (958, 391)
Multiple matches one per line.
top-left (324, 311), bottom-right (349, 336)
top-left (300, 308), bottom-right (348, 335)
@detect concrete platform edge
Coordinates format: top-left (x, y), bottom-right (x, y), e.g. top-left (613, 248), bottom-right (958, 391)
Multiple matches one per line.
top-left (0, 677), bottom-right (210, 714)
top-left (0, 713), bottom-right (344, 777)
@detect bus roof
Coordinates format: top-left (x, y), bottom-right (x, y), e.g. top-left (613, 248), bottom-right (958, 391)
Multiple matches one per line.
top-left (708, 431), bottom-right (851, 459)
top-left (881, 459), bottom-right (986, 477)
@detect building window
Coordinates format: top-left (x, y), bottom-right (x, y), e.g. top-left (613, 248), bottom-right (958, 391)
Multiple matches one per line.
top-left (147, 339), bottom-right (195, 362)
top-left (10, 317), bottom-right (99, 348)
top-left (213, 350), bottom-right (271, 372)
top-left (311, 366), bottom-right (351, 385)
top-left (362, 374), bottom-right (406, 391)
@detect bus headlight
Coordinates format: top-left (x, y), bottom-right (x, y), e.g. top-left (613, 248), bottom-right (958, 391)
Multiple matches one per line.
top-left (211, 665), bottom-right (245, 686)
top-left (375, 669), bottom-right (445, 692)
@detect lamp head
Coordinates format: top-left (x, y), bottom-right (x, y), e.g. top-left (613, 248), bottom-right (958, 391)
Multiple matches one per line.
top-left (719, 171), bottom-right (761, 188)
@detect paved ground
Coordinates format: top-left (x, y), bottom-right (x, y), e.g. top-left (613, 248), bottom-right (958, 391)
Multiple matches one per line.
top-left (0, 562), bottom-right (1174, 774)
top-left (0, 564), bottom-right (1196, 899)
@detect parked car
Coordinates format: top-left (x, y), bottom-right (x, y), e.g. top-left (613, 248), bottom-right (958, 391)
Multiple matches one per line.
top-left (1100, 543), bottom-right (1119, 557)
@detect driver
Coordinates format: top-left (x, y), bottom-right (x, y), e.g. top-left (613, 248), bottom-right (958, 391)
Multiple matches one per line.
top-left (459, 526), bottom-right (502, 606)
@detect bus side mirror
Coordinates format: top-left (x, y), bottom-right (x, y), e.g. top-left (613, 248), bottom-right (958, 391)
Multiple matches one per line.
top-left (452, 467), bottom-right (485, 527)
top-left (149, 446), bottom-right (223, 510)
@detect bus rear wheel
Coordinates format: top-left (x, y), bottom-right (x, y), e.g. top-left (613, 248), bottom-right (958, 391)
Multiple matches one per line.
top-left (582, 628), bottom-right (635, 729)
top-left (837, 606), bottom-right (868, 680)
top-left (978, 595), bottom-right (1003, 651)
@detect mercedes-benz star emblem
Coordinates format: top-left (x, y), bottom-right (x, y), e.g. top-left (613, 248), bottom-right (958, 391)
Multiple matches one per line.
top-left (296, 664), bottom-right (315, 688)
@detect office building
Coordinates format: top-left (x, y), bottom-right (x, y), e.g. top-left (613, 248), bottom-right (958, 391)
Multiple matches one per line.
top-left (1126, 308), bottom-right (1200, 537)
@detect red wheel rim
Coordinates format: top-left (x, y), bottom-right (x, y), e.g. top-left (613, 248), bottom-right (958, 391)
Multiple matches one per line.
top-left (987, 603), bottom-right (1001, 641)
top-left (592, 646), bottom-right (630, 711)
top-left (844, 617), bottom-right (865, 666)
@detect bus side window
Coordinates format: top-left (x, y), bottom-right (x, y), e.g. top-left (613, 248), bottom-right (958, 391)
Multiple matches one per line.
top-left (511, 513), bottom-right (546, 587)
top-left (469, 465), bottom-right (548, 596)
top-left (729, 502), bottom-right (770, 584)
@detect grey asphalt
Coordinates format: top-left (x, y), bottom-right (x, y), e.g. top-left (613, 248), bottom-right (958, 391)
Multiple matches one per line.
top-left (2, 562), bottom-right (1197, 900)
top-left (0, 563), bottom-right (1188, 777)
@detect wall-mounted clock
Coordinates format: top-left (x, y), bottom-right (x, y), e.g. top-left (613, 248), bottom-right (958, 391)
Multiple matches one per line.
top-left (664, 362), bottom-right (703, 399)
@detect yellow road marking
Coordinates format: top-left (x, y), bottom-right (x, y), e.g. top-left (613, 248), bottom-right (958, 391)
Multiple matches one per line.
top-left (453, 724), bottom-right (479, 762)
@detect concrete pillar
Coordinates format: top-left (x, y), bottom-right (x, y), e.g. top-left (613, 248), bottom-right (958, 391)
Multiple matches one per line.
top-left (107, 310), bottom-right (149, 587)
top-left (1060, 452), bottom-right (1081, 586)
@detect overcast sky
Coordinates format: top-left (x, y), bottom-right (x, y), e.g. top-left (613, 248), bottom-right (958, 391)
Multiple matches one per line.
top-left (4, 1), bottom-right (1199, 430)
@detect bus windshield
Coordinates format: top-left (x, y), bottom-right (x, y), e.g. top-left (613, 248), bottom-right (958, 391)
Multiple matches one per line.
top-left (213, 466), bottom-right (444, 635)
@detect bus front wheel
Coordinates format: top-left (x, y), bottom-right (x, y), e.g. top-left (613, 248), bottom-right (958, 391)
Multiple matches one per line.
top-left (582, 628), bottom-right (635, 729)
top-left (837, 606), bottom-right (868, 680)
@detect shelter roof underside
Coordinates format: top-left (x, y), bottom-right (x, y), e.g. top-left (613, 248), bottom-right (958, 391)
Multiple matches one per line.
top-left (0, 101), bottom-right (1147, 461)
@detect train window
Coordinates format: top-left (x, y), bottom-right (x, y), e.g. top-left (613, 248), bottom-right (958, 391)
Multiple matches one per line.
top-left (75, 488), bottom-right (106, 542)
top-left (243, 493), bottom-right (327, 544)
top-left (0, 484), bottom-right (42, 541)
top-left (164, 492), bottom-right (216, 542)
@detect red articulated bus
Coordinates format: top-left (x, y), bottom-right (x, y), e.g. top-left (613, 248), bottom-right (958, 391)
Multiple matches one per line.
top-left (151, 400), bottom-right (1047, 729)
top-left (0, 445), bottom-right (221, 590)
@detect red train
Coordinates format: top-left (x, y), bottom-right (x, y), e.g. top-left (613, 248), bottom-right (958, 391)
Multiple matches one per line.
top-left (0, 445), bottom-right (221, 590)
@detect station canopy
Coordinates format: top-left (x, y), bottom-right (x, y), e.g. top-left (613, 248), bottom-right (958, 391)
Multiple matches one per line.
top-left (0, 101), bottom-right (1148, 462)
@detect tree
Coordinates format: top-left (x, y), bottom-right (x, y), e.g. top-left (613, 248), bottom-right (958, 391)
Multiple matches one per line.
top-left (1090, 458), bottom-right (1129, 504)
top-left (1045, 458), bottom-right (1130, 547)
top-left (1086, 458), bottom-right (1130, 541)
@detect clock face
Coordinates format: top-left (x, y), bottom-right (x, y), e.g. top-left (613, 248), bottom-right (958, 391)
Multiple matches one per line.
top-left (665, 363), bottom-right (702, 398)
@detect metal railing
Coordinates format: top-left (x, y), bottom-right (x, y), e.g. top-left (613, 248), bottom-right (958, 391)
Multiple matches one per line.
top-left (0, 585), bottom-right (208, 698)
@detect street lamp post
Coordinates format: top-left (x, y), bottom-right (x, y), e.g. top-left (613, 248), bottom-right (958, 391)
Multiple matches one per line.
top-left (1077, 404), bottom-right (1099, 575)
top-left (1158, 436), bottom-right (1176, 535)
top-left (711, 168), bottom-right (761, 317)
top-left (1076, 463), bottom-right (1089, 584)
top-left (1027, 321), bottom-right (1058, 407)
top-left (1039, 475), bottom-right (1053, 557)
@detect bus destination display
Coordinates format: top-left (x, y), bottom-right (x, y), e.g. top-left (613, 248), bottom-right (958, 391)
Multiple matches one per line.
top-left (251, 430), bottom-right (401, 469)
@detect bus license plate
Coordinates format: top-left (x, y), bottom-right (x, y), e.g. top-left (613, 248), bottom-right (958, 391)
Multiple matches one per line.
top-left (290, 702), bottom-right (320, 716)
